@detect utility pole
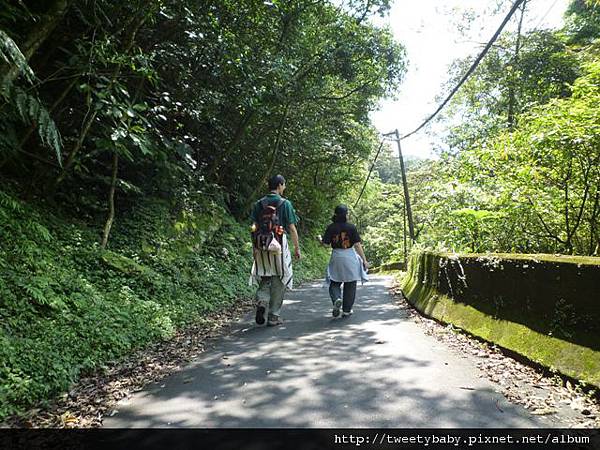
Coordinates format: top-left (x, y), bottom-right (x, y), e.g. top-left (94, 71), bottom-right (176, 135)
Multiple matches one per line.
top-left (402, 203), bottom-right (407, 268)
top-left (393, 129), bottom-right (415, 242)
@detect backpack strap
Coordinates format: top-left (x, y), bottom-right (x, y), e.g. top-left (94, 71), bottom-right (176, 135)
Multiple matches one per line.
top-left (259, 197), bottom-right (285, 210)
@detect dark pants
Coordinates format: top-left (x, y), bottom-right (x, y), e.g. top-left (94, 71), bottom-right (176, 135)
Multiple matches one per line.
top-left (328, 281), bottom-right (357, 313)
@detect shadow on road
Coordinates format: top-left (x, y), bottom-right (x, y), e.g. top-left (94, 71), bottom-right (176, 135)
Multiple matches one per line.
top-left (105, 277), bottom-right (547, 428)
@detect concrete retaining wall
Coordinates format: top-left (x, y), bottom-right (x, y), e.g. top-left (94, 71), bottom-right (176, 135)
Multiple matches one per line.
top-left (401, 251), bottom-right (600, 388)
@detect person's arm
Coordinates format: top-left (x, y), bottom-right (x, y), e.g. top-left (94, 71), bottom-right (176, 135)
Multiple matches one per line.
top-left (317, 230), bottom-right (330, 247)
top-left (318, 224), bottom-right (333, 247)
top-left (288, 223), bottom-right (301, 259)
top-left (354, 242), bottom-right (369, 270)
top-left (250, 201), bottom-right (259, 229)
top-left (317, 236), bottom-right (329, 247)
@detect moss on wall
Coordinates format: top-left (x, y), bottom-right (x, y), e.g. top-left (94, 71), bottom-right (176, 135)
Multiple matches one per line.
top-left (402, 251), bottom-right (600, 388)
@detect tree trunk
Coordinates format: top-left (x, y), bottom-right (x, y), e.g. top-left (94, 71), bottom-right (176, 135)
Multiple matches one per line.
top-left (53, 13), bottom-right (148, 187)
top-left (589, 191), bottom-right (599, 255)
top-left (2, 0), bottom-right (73, 85)
top-left (211, 109), bottom-right (256, 183)
top-left (507, 0), bottom-right (527, 130)
top-left (245, 103), bottom-right (290, 211)
top-left (101, 153), bottom-right (119, 249)
top-left (54, 108), bottom-right (98, 185)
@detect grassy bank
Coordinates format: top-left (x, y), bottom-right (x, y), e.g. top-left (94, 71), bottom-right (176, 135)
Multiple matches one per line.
top-left (0, 189), bottom-right (329, 421)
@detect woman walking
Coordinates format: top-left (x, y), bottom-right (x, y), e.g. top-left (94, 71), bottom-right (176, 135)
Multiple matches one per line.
top-left (319, 205), bottom-right (369, 317)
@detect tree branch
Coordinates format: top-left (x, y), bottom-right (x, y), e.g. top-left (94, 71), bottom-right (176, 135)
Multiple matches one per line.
top-left (527, 196), bottom-right (564, 245)
top-left (309, 77), bottom-right (378, 101)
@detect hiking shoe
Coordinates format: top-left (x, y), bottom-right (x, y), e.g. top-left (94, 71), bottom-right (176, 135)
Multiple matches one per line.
top-left (255, 301), bottom-right (267, 325)
top-left (267, 316), bottom-right (283, 327)
top-left (342, 310), bottom-right (353, 317)
top-left (332, 298), bottom-right (342, 318)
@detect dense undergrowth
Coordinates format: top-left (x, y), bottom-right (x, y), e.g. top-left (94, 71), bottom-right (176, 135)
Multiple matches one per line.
top-left (0, 188), bottom-right (329, 421)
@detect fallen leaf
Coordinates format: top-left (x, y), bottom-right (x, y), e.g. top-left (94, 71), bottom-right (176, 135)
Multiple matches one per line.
top-left (531, 408), bottom-right (556, 416)
top-left (62, 414), bottom-right (78, 425)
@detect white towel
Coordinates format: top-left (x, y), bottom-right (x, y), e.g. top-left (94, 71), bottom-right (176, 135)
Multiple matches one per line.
top-left (249, 234), bottom-right (293, 290)
top-left (325, 248), bottom-right (369, 284)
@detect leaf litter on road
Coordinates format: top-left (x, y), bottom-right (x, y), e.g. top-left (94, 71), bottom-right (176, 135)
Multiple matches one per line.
top-left (390, 283), bottom-right (600, 429)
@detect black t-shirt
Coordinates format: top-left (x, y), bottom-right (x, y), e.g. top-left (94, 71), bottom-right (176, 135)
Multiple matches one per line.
top-left (322, 222), bottom-right (361, 249)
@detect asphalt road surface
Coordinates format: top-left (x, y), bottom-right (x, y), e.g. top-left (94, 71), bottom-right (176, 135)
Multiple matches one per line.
top-left (104, 275), bottom-right (549, 428)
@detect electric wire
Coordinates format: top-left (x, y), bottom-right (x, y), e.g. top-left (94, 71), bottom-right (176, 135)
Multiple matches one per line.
top-left (353, 0), bottom-right (527, 211)
top-left (399, 0), bottom-right (526, 141)
top-left (353, 138), bottom-right (386, 210)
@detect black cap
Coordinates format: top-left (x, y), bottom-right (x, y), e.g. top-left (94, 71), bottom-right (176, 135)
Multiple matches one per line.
top-left (332, 204), bottom-right (348, 223)
top-left (335, 205), bottom-right (348, 216)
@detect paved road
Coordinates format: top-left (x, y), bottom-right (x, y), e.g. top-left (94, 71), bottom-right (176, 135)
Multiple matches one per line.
top-left (105, 276), bottom-right (549, 428)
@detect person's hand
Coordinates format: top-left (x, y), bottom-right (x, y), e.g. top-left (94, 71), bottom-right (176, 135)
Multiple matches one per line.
top-left (363, 260), bottom-right (369, 270)
top-left (316, 234), bottom-right (322, 243)
top-left (294, 247), bottom-right (302, 260)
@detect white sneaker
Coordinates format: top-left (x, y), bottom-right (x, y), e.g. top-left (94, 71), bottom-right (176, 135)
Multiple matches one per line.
top-left (332, 298), bottom-right (342, 318)
top-left (342, 310), bottom-right (353, 317)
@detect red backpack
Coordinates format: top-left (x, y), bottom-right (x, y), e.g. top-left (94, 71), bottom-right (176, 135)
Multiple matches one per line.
top-left (252, 197), bottom-right (285, 251)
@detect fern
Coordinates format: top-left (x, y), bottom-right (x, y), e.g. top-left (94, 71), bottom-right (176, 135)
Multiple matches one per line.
top-left (20, 282), bottom-right (48, 306)
top-left (0, 190), bottom-right (23, 213)
top-left (0, 29), bottom-right (35, 89)
top-left (37, 107), bottom-right (63, 164)
top-left (16, 276), bottom-right (65, 310)
top-left (22, 221), bottom-right (52, 243)
top-left (0, 120), bottom-right (19, 156)
top-left (8, 88), bottom-right (63, 165)
top-left (0, 30), bottom-right (63, 165)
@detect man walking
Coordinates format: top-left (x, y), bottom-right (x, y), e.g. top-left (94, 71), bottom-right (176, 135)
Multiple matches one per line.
top-left (250, 175), bottom-right (300, 326)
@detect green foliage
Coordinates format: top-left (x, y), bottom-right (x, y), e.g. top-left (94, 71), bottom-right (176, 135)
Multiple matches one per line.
top-left (0, 0), bottom-right (402, 424)
top-left (0, 188), bottom-right (326, 421)
top-left (564, 0), bottom-right (600, 45)
top-left (352, 9), bottom-right (600, 263)
top-left (441, 29), bottom-right (579, 151)
top-left (451, 58), bottom-right (600, 255)
top-left (0, 30), bottom-right (62, 164)
top-left (0, 29), bottom-right (34, 85)
top-left (359, 53), bottom-right (600, 260)
top-left (294, 239), bottom-right (331, 283)
top-left (354, 179), bottom-right (408, 266)
top-left (0, 0), bottom-right (405, 227)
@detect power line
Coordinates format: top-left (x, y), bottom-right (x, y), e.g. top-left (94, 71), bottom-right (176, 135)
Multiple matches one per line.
top-left (353, 0), bottom-right (527, 212)
top-left (533, 0), bottom-right (560, 30)
top-left (353, 138), bottom-right (385, 210)
top-left (400, 0), bottom-right (526, 141)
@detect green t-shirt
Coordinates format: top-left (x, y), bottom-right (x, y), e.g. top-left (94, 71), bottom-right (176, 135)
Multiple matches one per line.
top-left (251, 194), bottom-right (299, 232)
